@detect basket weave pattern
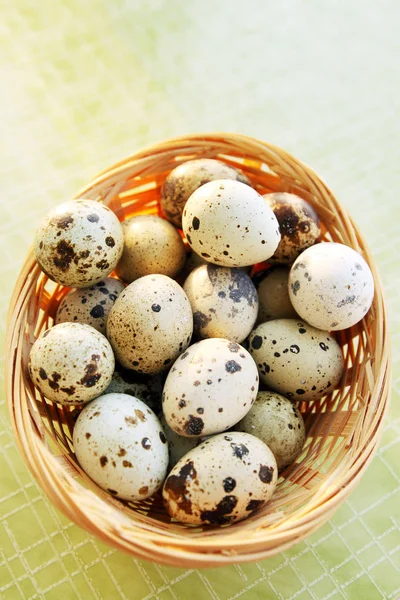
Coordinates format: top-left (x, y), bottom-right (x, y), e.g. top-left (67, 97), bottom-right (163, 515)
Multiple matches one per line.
top-left (5, 133), bottom-right (391, 567)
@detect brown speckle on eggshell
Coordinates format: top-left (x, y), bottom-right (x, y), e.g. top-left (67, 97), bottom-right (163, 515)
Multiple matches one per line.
top-left (73, 393), bottom-right (168, 500)
top-left (182, 180), bottom-right (281, 267)
top-left (288, 242), bottom-right (375, 330)
top-left (161, 158), bottom-right (251, 228)
top-left (34, 199), bottom-right (124, 287)
top-left (248, 319), bottom-right (344, 401)
top-left (162, 432), bottom-right (277, 525)
top-left (236, 391), bottom-right (306, 470)
top-left (55, 277), bottom-right (125, 334)
top-left (183, 265), bottom-right (258, 343)
top-left (264, 192), bottom-right (320, 264)
top-left (106, 274), bottom-right (193, 374)
top-left (163, 338), bottom-right (259, 437)
top-left (28, 322), bottom-right (115, 405)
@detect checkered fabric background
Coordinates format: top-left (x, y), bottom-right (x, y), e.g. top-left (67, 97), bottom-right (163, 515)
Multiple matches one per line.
top-left (1, 1), bottom-right (399, 598)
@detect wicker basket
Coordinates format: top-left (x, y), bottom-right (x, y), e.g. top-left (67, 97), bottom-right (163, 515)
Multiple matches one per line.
top-left (5, 133), bottom-right (391, 568)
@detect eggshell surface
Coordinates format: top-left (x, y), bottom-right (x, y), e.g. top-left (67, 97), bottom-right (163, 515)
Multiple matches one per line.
top-left (265, 192), bottom-right (320, 263)
top-left (162, 338), bottom-right (259, 437)
top-left (236, 391), bottom-right (306, 470)
top-left (106, 275), bottom-right (193, 374)
top-left (161, 158), bottom-right (251, 227)
top-left (34, 199), bottom-right (124, 287)
top-left (115, 215), bottom-right (186, 283)
top-left (182, 180), bottom-right (281, 267)
top-left (288, 242), bottom-right (375, 330)
top-left (73, 393), bottom-right (168, 500)
top-left (162, 432), bottom-right (277, 525)
top-left (28, 323), bottom-right (115, 405)
top-left (248, 319), bottom-right (343, 401)
top-left (253, 267), bottom-right (298, 323)
top-left (55, 277), bottom-right (125, 334)
top-left (183, 265), bottom-right (258, 342)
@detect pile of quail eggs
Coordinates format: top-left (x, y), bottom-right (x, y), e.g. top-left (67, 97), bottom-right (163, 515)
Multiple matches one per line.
top-left (29, 157), bottom-right (374, 526)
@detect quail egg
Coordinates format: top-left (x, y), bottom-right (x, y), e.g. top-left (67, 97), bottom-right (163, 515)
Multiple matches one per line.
top-left (265, 192), bottom-right (320, 263)
top-left (253, 266), bottom-right (298, 323)
top-left (28, 322), bottom-right (115, 405)
top-left (288, 242), bottom-right (375, 330)
top-left (34, 199), bottom-right (124, 287)
top-left (73, 393), bottom-right (168, 500)
top-left (182, 180), bottom-right (281, 267)
top-left (106, 274), bottom-right (193, 374)
top-left (162, 338), bottom-right (259, 437)
top-left (55, 277), bottom-right (125, 334)
top-left (162, 432), bottom-right (277, 525)
top-left (236, 391), bottom-right (306, 470)
top-left (161, 158), bottom-right (251, 227)
top-left (115, 215), bottom-right (186, 283)
top-left (248, 319), bottom-right (344, 401)
top-left (183, 265), bottom-right (258, 343)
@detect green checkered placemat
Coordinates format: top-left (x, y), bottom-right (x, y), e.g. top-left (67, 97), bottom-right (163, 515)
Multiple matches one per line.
top-left (1, 1), bottom-right (399, 598)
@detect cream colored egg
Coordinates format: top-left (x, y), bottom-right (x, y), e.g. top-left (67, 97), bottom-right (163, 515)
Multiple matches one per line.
top-left (73, 393), bottom-right (168, 500)
top-left (162, 338), bottom-right (259, 437)
top-left (253, 267), bottom-right (298, 323)
top-left (183, 265), bottom-right (258, 343)
top-left (264, 192), bottom-right (320, 263)
top-left (236, 391), bottom-right (306, 470)
top-left (55, 277), bottom-right (125, 334)
top-left (162, 432), bottom-right (277, 525)
top-left (28, 323), bottom-right (115, 405)
top-left (182, 180), bottom-right (281, 267)
top-left (161, 158), bottom-right (251, 227)
top-left (106, 274), bottom-right (193, 374)
top-left (288, 242), bottom-right (375, 331)
top-left (115, 215), bottom-right (186, 283)
top-left (34, 199), bottom-right (124, 287)
top-left (248, 319), bottom-right (343, 402)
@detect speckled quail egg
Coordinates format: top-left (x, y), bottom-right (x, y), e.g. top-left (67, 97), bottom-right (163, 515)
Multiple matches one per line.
top-left (162, 338), bottom-right (259, 437)
top-left (159, 413), bottom-right (209, 470)
top-left (236, 391), bottom-right (306, 470)
top-left (73, 393), bottom-right (168, 500)
top-left (183, 265), bottom-right (258, 343)
top-left (264, 192), bottom-right (320, 264)
top-left (106, 274), bottom-right (193, 374)
top-left (28, 322), bottom-right (115, 405)
top-left (103, 366), bottom-right (163, 413)
top-left (162, 432), bottom-right (277, 525)
top-left (248, 319), bottom-right (343, 402)
top-left (253, 266), bottom-right (298, 323)
top-left (182, 180), bottom-right (281, 267)
top-left (161, 158), bottom-right (251, 227)
top-left (34, 199), bottom-right (124, 287)
top-left (115, 215), bottom-right (186, 283)
top-left (55, 277), bottom-right (125, 334)
top-left (288, 242), bottom-right (375, 331)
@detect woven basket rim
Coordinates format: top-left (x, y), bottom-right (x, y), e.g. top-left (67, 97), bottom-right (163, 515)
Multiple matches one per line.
top-left (5, 132), bottom-right (391, 567)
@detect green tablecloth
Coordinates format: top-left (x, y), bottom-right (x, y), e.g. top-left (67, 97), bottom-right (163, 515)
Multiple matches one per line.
top-left (1, 2), bottom-right (399, 598)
